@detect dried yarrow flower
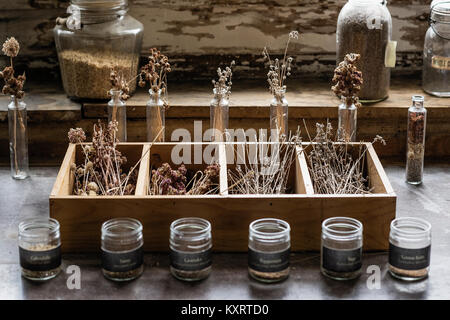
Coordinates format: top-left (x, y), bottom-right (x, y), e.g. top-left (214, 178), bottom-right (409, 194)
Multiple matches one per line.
top-left (332, 53), bottom-right (363, 108)
top-left (212, 61), bottom-right (235, 100)
top-left (68, 127), bottom-right (87, 144)
top-left (2, 37), bottom-right (20, 58)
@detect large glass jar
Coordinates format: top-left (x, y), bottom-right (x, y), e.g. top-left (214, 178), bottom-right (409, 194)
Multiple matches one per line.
top-left (54, 0), bottom-right (143, 100)
top-left (423, 1), bottom-right (450, 97)
top-left (337, 0), bottom-right (394, 102)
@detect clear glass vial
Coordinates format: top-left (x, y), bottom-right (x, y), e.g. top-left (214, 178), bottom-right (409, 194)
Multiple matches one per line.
top-left (337, 101), bottom-right (357, 142)
top-left (101, 218), bottom-right (144, 281)
top-left (18, 218), bottom-right (61, 281)
top-left (389, 217), bottom-right (431, 281)
top-left (270, 89), bottom-right (288, 138)
top-left (321, 217), bottom-right (363, 280)
top-left (170, 218), bottom-right (212, 281)
top-left (406, 95), bottom-right (427, 185)
top-left (337, 0), bottom-right (393, 102)
top-left (8, 95), bottom-right (29, 180)
top-left (248, 218), bottom-right (291, 283)
top-left (54, 0), bottom-right (144, 100)
top-left (146, 89), bottom-right (165, 142)
top-left (423, 1), bottom-right (450, 97)
top-left (210, 88), bottom-right (229, 142)
top-left (107, 89), bottom-right (127, 142)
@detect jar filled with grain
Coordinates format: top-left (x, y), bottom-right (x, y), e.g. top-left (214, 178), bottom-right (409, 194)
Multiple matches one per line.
top-left (54, 0), bottom-right (143, 100)
top-left (337, 0), bottom-right (395, 103)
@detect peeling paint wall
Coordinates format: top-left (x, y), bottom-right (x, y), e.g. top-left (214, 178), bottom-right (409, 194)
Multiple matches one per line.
top-left (0, 0), bottom-right (433, 79)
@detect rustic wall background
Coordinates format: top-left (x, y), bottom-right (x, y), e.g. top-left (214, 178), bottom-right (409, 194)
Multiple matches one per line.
top-left (0, 0), bottom-right (432, 80)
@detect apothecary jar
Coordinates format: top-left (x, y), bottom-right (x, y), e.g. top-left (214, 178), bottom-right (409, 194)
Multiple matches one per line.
top-left (423, 1), bottom-right (450, 97)
top-left (54, 0), bottom-right (144, 100)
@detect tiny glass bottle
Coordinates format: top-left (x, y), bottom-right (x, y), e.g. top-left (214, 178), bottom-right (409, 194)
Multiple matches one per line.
top-left (107, 89), bottom-right (127, 142)
top-left (406, 95), bottom-right (427, 185)
top-left (170, 217), bottom-right (212, 281)
top-left (270, 89), bottom-right (288, 139)
top-left (389, 217), bottom-right (431, 281)
top-left (248, 218), bottom-right (291, 283)
top-left (146, 88), bottom-right (165, 142)
top-left (321, 217), bottom-right (363, 280)
top-left (337, 101), bottom-right (357, 142)
top-left (101, 218), bottom-right (144, 281)
top-left (18, 218), bottom-right (62, 281)
top-left (210, 88), bottom-right (229, 142)
top-left (8, 95), bottom-right (29, 179)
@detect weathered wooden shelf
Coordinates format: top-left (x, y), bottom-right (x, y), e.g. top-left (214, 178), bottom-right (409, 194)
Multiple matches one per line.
top-left (50, 142), bottom-right (396, 253)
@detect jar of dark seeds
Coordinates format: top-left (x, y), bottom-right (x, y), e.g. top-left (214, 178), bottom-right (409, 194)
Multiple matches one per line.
top-left (389, 217), bottom-right (431, 281)
top-left (101, 218), bottom-right (144, 281)
top-left (248, 218), bottom-right (291, 283)
top-left (321, 217), bottom-right (363, 280)
top-left (170, 218), bottom-right (212, 281)
top-left (18, 218), bottom-right (62, 281)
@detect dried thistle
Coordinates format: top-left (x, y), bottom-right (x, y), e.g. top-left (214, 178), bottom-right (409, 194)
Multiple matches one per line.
top-left (212, 60), bottom-right (235, 100)
top-left (262, 31), bottom-right (299, 100)
top-left (332, 53), bottom-right (363, 107)
top-left (109, 69), bottom-right (130, 100)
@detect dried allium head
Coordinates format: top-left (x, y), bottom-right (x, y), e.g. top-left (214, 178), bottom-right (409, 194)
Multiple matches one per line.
top-left (332, 53), bottom-right (363, 107)
top-left (2, 37), bottom-right (20, 58)
top-left (212, 60), bottom-right (235, 99)
top-left (68, 127), bottom-right (87, 143)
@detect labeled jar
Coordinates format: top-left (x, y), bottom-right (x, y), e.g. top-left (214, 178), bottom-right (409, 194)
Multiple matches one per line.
top-left (321, 217), bottom-right (363, 280)
top-left (423, 1), bottom-right (450, 97)
top-left (389, 217), bottom-right (431, 281)
top-left (101, 218), bottom-right (144, 281)
top-left (337, 0), bottom-right (394, 102)
top-left (54, 0), bottom-right (144, 100)
top-left (248, 218), bottom-right (290, 283)
top-left (170, 218), bottom-right (212, 281)
top-left (18, 218), bottom-right (62, 281)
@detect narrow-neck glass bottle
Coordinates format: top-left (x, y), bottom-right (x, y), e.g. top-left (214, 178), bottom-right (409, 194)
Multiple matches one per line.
top-left (8, 95), bottom-right (29, 179)
top-left (146, 89), bottom-right (165, 142)
top-left (270, 89), bottom-right (288, 139)
top-left (210, 88), bottom-right (229, 142)
top-left (406, 95), bottom-right (427, 185)
top-left (337, 100), bottom-right (357, 142)
top-left (107, 89), bottom-right (127, 142)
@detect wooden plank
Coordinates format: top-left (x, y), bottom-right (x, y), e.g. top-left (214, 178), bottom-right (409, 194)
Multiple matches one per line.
top-left (218, 143), bottom-right (228, 195)
top-left (50, 143), bottom-right (75, 197)
top-left (296, 145), bottom-right (314, 195)
top-left (135, 144), bottom-right (150, 196)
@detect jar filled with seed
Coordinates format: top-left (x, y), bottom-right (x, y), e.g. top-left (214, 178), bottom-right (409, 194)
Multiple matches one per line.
top-left (101, 218), bottom-right (144, 281)
top-left (18, 218), bottom-right (62, 281)
top-left (54, 0), bottom-right (143, 100)
top-left (248, 218), bottom-right (291, 283)
top-left (389, 217), bottom-right (431, 281)
top-left (169, 218), bottom-right (212, 281)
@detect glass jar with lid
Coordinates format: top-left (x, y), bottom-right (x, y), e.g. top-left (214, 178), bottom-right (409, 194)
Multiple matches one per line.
top-left (336, 0), bottom-right (394, 103)
top-left (54, 0), bottom-right (144, 100)
top-left (423, 1), bottom-right (450, 97)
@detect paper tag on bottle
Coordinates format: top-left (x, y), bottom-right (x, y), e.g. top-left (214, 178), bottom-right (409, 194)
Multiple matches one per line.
top-left (385, 40), bottom-right (397, 68)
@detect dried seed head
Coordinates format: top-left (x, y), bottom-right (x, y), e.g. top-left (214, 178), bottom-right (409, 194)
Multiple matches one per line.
top-left (2, 37), bottom-right (20, 58)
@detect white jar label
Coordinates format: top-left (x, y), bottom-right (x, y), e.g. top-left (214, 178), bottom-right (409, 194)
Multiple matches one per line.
top-left (385, 41), bottom-right (397, 68)
top-left (431, 56), bottom-right (450, 71)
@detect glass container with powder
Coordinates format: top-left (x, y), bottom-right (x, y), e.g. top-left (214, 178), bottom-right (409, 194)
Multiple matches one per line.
top-left (54, 0), bottom-right (143, 100)
top-left (248, 218), bottom-right (291, 283)
top-left (321, 217), bottom-right (363, 280)
top-left (18, 218), bottom-right (62, 281)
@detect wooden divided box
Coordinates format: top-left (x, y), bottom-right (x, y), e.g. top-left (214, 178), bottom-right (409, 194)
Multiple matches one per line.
top-left (50, 142), bottom-right (396, 253)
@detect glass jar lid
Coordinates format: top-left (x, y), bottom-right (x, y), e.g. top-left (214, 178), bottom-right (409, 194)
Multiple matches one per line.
top-left (431, 1), bottom-right (450, 23)
top-left (71, 0), bottom-right (128, 10)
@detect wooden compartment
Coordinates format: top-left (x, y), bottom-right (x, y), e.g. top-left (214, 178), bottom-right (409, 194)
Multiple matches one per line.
top-left (50, 142), bottom-right (396, 253)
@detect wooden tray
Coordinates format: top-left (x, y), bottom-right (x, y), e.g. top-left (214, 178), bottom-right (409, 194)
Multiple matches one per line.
top-left (50, 142), bottom-right (396, 253)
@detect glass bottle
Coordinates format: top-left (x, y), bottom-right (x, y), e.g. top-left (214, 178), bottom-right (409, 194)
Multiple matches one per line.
top-left (337, 0), bottom-right (393, 102)
top-left (169, 217), bottom-right (212, 281)
top-left (270, 89), bottom-right (288, 138)
top-left (389, 217), bottom-right (431, 281)
top-left (54, 0), bottom-right (144, 100)
top-left (321, 217), bottom-right (363, 280)
top-left (107, 89), bottom-right (127, 142)
top-left (101, 218), bottom-right (144, 281)
top-left (18, 218), bottom-right (62, 281)
top-left (406, 95), bottom-right (427, 185)
top-left (8, 95), bottom-right (29, 179)
top-left (248, 218), bottom-right (291, 283)
top-left (337, 101), bottom-right (357, 142)
top-left (146, 89), bottom-right (165, 142)
top-left (423, 1), bottom-right (450, 97)
top-left (210, 88), bottom-right (229, 142)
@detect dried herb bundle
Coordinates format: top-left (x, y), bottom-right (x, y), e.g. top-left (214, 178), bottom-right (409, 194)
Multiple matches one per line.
top-left (68, 121), bottom-right (138, 196)
top-left (212, 60), bottom-right (235, 99)
top-left (110, 69), bottom-right (131, 100)
top-left (332, 53), bottom-right (363, 107)
top-left (149, 163), bottom-right (220, 195)
top-left (304, 120), bottom-right (385, 194)
top-left (227, 130), bottom-right (302, 194)
top-left (262, 31), bottom-right (299, 100)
